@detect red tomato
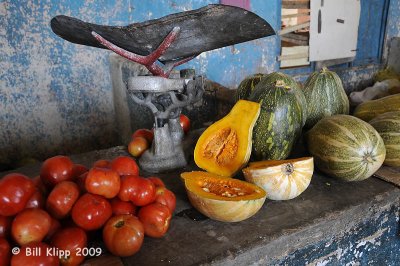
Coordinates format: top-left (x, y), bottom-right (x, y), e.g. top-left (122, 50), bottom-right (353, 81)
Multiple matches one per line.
top-left (118, 175), bottom-right (156, 206)
top-left (0, 238), bottom-right (10, 266)
top-left (0, 216), bottom-right (12, 239)
top-left (128, 137), bottom-right (149, 158)
top-left (138, 202), bottom-right (172, 238)
top-left (45, 217), bottom-right (61, 242)
top-left (32, 175), bottom-right (49, 196)
top-left (40, 155), bottom-right (74, 187)
top-left (0, 173), bottom-right (35, 216)
top-left (92, 159), bottom-right (111, 168)
top-left (71, 193), bottom-right (112, 231)
top-left (132, 129), bottom-right (154, 143)
top-left (76, 172), bottom-right (88, 194)
top-left (11, 208), bottom-right (51, 245)
top-left (110, 156), bottom-right (139, 176)
top-left (46, 181), bottom-right (80, 219)
top-left (11, 242), bottom-right (59, 266)
top-left (25, 189), bottom-right (45, 209)
top-left (179, 114), bottom-right (191, 134)
top-left (148, 176), bottom-right (165, 187)
top-left (102, 214), bottom-right (144, 257)
top-left (51, 227), bottom-right (87, 266)
top-left (154, 186), bottom-right (176, 213)
top-left (110, 198), bottom-right (137, 216)
top-left (85, 167), bottom-right (121, 199)
top-left (72, 164), bottom-right (88, 179)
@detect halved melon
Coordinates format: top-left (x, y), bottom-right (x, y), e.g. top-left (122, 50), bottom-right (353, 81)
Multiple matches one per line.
top-left (181, 171), bottom-right (266, 222)
top-left (194, 100), bottom-right (260, 177)
top-left (242, 157), bottom-right (313, 200)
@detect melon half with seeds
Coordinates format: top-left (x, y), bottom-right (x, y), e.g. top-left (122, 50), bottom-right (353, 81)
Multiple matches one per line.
top-left (243, 157), bottom-right (314, 200)
top-left (306, 115), bottom-right (386, 181)
top-left (181, 171), bottom-right (266, 222)
top-left (194, 100), bottom-right (260, 177)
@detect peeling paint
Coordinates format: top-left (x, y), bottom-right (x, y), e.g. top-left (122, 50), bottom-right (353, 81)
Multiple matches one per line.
top-left (383, 0), bottom-right (400, 60)
top-left (269, 205), bottom-right (400, 265)
top-left (354, 228), bottom-right (386, 249)
top-left (0, 0), bottom-right (218, 166)
top-left (0, 0), bottom-right (399, 167)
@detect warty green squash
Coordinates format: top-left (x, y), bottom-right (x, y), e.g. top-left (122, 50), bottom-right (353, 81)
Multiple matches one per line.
top-left (303, 67), bottom-right (349, 128)
top-left (235, 73), bottom-right (266, 101)
top-left (255, 72), bottom-right (307, 127)
top-left (249, 80), bottom-right (304, 160)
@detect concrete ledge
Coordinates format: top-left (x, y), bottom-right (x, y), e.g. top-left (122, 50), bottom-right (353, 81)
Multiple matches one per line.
top-left (2, 146), bottom-right (399, 265)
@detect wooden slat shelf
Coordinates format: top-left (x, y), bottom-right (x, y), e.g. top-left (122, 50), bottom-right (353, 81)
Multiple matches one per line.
top-left (282, 0), bottom-right (310, 9)
top-left (281, 36), bottom-right (308, 46)
top-left (278, 52), bottom-right (309, 61)
top-left (281, 11), bottom-right (310, 19)
top-left (279, 22), bottom-right (310, 35)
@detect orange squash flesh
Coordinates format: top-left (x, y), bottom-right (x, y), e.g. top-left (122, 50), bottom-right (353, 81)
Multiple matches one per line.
top-left (182, 171), bottom-right (265, 201)
top-left (194, 100), bottom-right (260, 177)
top-left (181, 171), bottom-right (266, 222)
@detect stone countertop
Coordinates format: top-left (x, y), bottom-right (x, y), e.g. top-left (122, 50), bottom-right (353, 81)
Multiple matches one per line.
top-left (3, 146), bottom-right (400, 265)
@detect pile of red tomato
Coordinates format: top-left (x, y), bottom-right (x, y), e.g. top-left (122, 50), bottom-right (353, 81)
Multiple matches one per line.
top-left (0, 155), bottom-right (176, 265)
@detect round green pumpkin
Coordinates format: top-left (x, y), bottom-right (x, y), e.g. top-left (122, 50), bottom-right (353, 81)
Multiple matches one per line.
top-left (306, 115), bottom-right (386, 181)
top-left (369, 111), bottom-right (400, 167)
top-left (249, 80), bottom-right (304, 160)
top-left (235, 73), bottom-right (266, 101)
top-left (303, 67), bottom-right (349, 128)
top-left (255, 72), bottom-right (307, 127)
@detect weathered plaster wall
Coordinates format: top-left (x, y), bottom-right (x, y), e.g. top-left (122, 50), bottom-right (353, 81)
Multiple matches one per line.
top-left (0, 0), bottom-right (280, 168)
top-left (181, 0), bottom-right (280, 86)
top-left (384, 0), bottom-right (400, 60)
top-left (0, 0), bottom-right (399, 168)
top-left (1, 1), bottom-right (123, 167)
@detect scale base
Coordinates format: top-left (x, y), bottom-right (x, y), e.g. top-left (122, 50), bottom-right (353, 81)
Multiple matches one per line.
top-left (138, 123), bottom-right (187, 173)
top-left (139, 147), bottom-right (187, 173)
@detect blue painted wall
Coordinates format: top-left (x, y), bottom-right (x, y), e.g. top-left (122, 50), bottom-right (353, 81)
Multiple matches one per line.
top-left (271, 205), bottom-right (400, 265)
top-left (384, 0), bottom-right (400, 59)
top-left (0, 0), bottom-right (399, 167)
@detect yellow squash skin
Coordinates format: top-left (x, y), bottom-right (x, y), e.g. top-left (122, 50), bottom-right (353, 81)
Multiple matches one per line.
top-left (353, 94), bottom-right (400, 121)
top-left (181, 171), bottom-right (266, 222)
top-left (194, 100), bottom-right (261, 177)
top-left (242, 157), bottom-right (314, 200)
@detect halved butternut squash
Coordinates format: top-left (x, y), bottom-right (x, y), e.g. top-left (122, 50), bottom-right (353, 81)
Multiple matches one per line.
top-left (243, 157), bottom-right (313, 200)
top-left (194, 100), bottom-right (260, 177)
top-left (181, 171), bottom-right (266, 222)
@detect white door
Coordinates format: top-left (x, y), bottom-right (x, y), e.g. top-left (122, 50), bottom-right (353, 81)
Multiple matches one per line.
top-left (309, 0), bottom-right (361, 61)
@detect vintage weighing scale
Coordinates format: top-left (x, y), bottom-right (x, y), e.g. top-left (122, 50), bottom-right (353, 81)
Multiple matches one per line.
top-left (50, 4), bottom-right (275, 173)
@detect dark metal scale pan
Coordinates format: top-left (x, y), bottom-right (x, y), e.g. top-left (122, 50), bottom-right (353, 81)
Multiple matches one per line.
top-left (50, 4), bottom-right (275, 63)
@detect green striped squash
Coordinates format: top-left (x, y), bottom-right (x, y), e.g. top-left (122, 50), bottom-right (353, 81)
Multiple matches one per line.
top-left (235, 73), bottom-right (266, 101)
top-left (353, 94), bottom-right (400, 121)
top-left (249, 80), bottom-right (304, 160)
top-left (306, 115), bottom-right (386, 181)
top-left (255, 72), bottom-right (307, 127)
top-left (369, 111), bottom-right (400, 167)
top-left (303, 67), bottom-right (349, 128)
